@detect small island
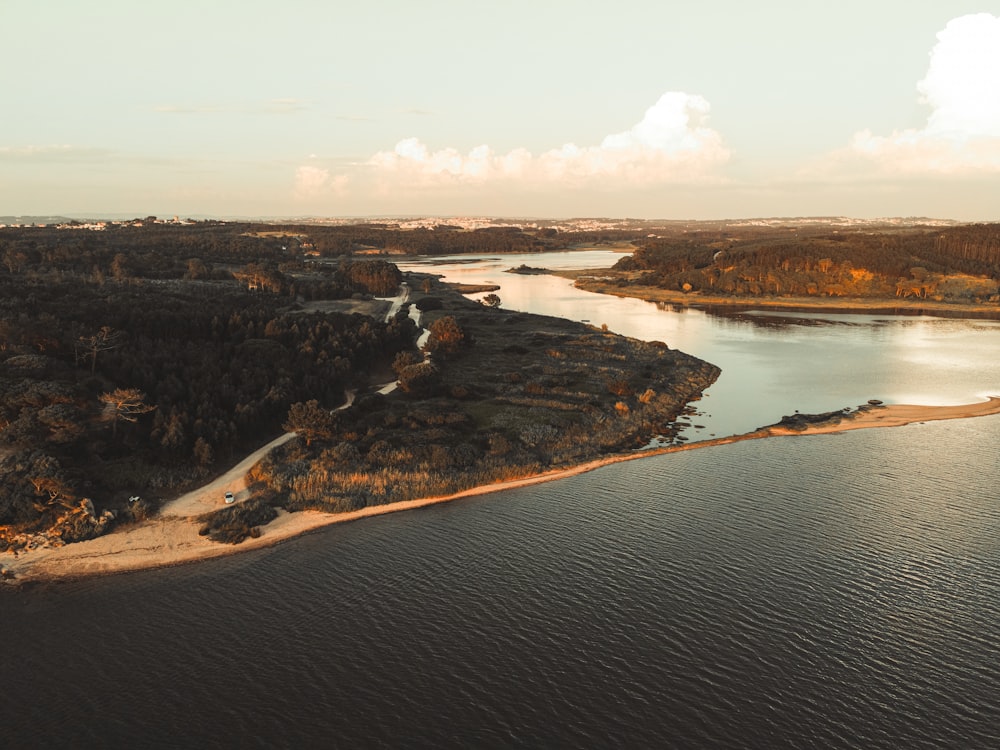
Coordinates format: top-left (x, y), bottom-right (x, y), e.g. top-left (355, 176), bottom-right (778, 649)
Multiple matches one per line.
top-left (506, 264), bottom-right (551, 275)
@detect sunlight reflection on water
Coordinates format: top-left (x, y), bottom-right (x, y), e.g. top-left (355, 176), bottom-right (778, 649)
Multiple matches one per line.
top-left (400, 252), bottom-right (1000, 436)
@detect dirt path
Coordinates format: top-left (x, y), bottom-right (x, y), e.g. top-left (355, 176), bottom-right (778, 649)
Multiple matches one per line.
top-left (161, 432), bottom-right (298, 518)
top-left (160, 284), bottom-right (413, 519)
top-left (1, 288), bottom-right (429, 584)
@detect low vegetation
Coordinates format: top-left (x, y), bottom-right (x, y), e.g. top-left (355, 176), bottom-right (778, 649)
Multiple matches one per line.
top-left (250, 278), bottom-right (719, 514)
top-left (198, 495), bottom-right (279, 545)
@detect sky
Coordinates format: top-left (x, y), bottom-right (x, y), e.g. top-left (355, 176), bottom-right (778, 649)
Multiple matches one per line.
top-left (2, 1), bottom-right (999, 221)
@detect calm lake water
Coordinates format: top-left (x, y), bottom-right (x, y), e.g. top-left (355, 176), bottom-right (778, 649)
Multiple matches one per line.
top-left (402, 251), bottom-right (1000, 436)
top-left (4, 251), bottom-right (1000, 749)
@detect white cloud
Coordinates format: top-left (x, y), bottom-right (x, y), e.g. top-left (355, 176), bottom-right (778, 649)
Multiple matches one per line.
top-left (845, 13), bottom-right (1000, 174)
top-left (363, 92), bottom-right (730, 188)
top-left (294, 165), bottom-right (348, 199)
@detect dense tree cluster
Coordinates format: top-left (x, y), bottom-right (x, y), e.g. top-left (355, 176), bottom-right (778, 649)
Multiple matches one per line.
top-left (612, 224), bottom-right (1000, 302)
top-left (0, 223), bottom-right (419, 543)
top-left (0, 222), bottom-right (411, 303)
top-left (932, 224), bottom-right (1000, 267)
top-left (340, 259), bottom-right (403, 296)
top-left (304, 225), bottom-right (555, 256)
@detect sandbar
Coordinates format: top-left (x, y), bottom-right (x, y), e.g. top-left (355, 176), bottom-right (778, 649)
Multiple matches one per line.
top-left (4, 397), bottom-right (1000, 586)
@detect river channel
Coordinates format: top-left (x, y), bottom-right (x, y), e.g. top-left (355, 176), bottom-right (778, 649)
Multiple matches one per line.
top-left (401, 250), bottom-right (1000, 436)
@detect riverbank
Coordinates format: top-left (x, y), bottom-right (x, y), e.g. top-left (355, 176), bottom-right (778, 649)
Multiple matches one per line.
top-left (5, 397), bottom-right (999, 586)
top-left (566, 275), bottom-right (1000, 318)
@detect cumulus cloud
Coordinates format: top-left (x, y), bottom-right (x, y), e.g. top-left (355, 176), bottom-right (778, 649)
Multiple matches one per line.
top-left (846, 13), bottom-right (1000, 174)
top-left (364, 92), bottom-right (729, 188)
top-left (294, 165), bottom-right (348, 199)
top-left (367, 139), bottom-right (533, 185)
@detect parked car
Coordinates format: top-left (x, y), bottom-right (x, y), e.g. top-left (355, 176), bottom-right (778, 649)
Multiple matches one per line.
top-left (224, 491), bottom-right (234, 504)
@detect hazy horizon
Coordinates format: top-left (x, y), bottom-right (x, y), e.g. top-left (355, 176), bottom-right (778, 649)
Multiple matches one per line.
top-left (4, 2), bottom-right (998, 221)
top-left (0, 212), bottom-right (967, 226)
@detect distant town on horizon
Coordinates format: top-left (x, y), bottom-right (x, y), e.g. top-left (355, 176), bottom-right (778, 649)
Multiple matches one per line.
top-left (0, 214), bottom-right (971, 232)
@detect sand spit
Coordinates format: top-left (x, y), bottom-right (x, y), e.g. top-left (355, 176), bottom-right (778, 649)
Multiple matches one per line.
top-left (5, 398), bottom-right (1000, 586)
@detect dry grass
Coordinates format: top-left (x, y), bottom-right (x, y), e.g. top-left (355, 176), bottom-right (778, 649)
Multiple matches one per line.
top-left (253, 277), bottom-right (720, 514)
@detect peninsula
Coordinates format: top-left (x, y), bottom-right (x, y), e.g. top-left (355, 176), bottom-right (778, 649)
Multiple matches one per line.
top-left (5, 397), bottom-right (1000, 585)
top-left (2, 219), bottom-right (725, 580)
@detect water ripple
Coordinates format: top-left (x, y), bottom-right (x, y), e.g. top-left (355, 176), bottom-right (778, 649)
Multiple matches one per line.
top-left (4, 419), bottom-right (1000, 748)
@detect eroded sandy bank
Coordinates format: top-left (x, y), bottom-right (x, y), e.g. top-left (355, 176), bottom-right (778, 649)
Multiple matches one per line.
top-left (5, 398), bottom-right (1000, 586)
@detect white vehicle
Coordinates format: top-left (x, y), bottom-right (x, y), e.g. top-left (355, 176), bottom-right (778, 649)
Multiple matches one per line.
top-left (224, 491), bottom-right (235, 504)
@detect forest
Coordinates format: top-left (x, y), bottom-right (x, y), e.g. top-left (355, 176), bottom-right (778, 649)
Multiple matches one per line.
top-left (8, 217), bottom-right (993, 552)
top-left (0, 222), bottom-right (416, 547)
top-left (605, 223), bottom-right (1000, 303)
top-left (0, 218), bottom-right (723, 551)
top-left (282, 222), bottom-right (643, 256)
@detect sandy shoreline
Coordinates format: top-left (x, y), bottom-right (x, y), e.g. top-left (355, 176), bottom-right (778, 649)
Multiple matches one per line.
top-left (5, 397), bottom-right (1000, 586)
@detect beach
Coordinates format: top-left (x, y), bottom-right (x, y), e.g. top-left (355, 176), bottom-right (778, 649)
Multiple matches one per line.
top-left (5, 397), bottom-right (1000, 585)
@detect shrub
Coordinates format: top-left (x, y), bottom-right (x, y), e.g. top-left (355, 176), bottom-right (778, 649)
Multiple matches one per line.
top-left (397, 362), bottom-right (439, 396)
top-left (607, 379), bottom-right (633, 397)
top-left (425, 315), bottom-right (468, 357)
top-left (198, 497), bottom-right (278, 544)
top-left (392, 350), bottom-right (422, 375)
top-left (415, 296), bottom-right (443, 311)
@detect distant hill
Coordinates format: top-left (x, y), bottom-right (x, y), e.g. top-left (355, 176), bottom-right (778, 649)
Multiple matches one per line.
top-left (0, 216), bottom-right (79, 225)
